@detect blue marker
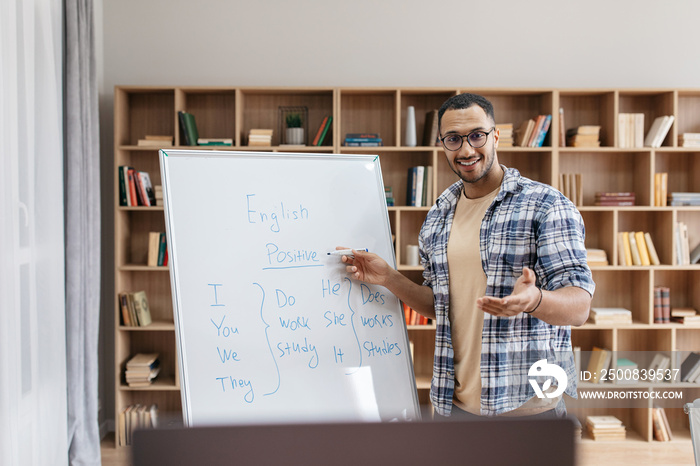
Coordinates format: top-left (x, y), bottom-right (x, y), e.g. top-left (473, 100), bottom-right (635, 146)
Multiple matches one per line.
top-left (327, 248), bottom-right (369, 256)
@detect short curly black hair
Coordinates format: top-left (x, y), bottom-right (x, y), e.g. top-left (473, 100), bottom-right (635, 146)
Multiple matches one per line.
top-left (438, 93), bottom-right (495, 132)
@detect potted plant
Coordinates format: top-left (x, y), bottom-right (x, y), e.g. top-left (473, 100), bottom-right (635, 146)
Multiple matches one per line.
top-left (285, 112), bottom-right (304, 145)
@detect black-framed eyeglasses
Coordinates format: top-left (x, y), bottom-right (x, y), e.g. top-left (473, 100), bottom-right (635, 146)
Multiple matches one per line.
top-left (439, 127), bottom-right (495, 151)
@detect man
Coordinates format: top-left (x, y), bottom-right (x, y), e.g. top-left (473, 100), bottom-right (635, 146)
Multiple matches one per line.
top-left (341, 93), bottom-right (595, 418)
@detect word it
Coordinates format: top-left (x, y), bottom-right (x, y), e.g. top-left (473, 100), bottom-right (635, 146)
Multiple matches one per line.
top-left (265, 243), bottom-right (319, 267)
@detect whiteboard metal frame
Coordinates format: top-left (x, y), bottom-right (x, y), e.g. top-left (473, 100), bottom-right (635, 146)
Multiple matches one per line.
top-left (159, 149), bottom-right (421, 425)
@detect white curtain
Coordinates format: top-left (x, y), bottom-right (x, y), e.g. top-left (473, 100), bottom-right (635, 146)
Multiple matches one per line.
top-left (0, 0), bottom-right (69, 465)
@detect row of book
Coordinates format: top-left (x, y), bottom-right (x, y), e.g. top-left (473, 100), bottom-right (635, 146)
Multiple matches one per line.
top-left (595, 191), bottom-right (635, 206)
top-left (118, 290), bottom-right (152, 327)
top-left (514, 114), bottom-right (551, 147)
top-left (310, 115), bottom-right (333, 146)
top-left (117, 403), bottom-right (159, 447)
top-left (653, 172), bottom-right (668, 206)
top-left (343, 132), bottom-right (383, 147)
top-left (652, 406), bottom-right (673, 442)
top-left (618, 113), bottom-right (645, 148)
top-left (560, 173), bottom-right (583, 206)
top-left (645, 115), bottom-right (674, 148)
top-left (118, 166), bottom-right (157, 207)
top-left (675, 221), bottom-right (700, 265)
top-left (617, 231), bottom-right (660, 266)
top-left (125, 353), bottom-right (161, 387)
top-left (653, 287), bottom-right (671, 323)
top-left (406, 166), bottom-right (433, 207)
top-left (147, 231), bottom-right (168, 267)
top-left (403, 303), bottom-right (431, 326)
top-left (178, 111), bottom-right (199, 146)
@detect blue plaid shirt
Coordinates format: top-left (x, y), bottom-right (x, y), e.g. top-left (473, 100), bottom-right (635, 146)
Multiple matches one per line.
top-left (419, 167), bottom-right (595, 416)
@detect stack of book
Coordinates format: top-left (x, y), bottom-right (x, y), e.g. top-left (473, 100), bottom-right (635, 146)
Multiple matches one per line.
top-left (403, 303), bottom-right (430, 326)
top-left (178, 111), bottom-right (199, 146)
top-left (588, 307), bottom-right (632, 325)
top-left (595, 191), bottom-right (635, 206)
top-left (118, 403), bottom-right (159, 446)
top-left (653, 286), bottom-right (670, 323)
top-left (652, 406), bottom-right (673, 442)
top-left (668, 192), bottom-right (700, 206)
top-left (343, 133), bottom-right (382, 147)
top-left (248, 129), bottom-right (273, 146)
top-left (514, 115), bottom-right (551, 147)
top-left (147, 231), bottom-right (168, 267)
top-left (125, 353), bottom-right (161, 387)
top-left (653, 173), bottom-right (668, 206)
top-left (496, 123), bottom-right (513, 147)
top-left (681, 352), bottom-right (700, 382)
top-left (197, 138), bottom-right (233, 146)
top-left (586, 248), bottom-right (609, 266)
top-left (118, 166), bottom-right (156, 207)
top-left (406, 166), bottom-right (433, 207)
top-left (586, 415), bottom-right (626, 440)
top-left (118, 290), bottom-right (153, 327)
top-left (137, 135), bottom-right (173, 147)
top-left (566, 126), bottom-right (601, 147)
top-left (644, 115), bottom-right (674, 148)
top-left (679, 133), bottom-right (700, 147)
top-left (671, 307), bottom-right (700, 324)
top-left (617, 231), bottom-right (660, 266)
top-left (560, 173), bottom-right (583, 206)
top-left (617, 113), bottom-right (645, 148)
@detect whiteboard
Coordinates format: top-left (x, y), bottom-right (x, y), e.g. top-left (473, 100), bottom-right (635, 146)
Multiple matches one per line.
top-left (159, 150), bottom-right (420, 426)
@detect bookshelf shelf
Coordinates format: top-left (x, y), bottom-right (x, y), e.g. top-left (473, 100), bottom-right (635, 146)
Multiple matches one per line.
top-left (114, 85), bottom-right (700, 447)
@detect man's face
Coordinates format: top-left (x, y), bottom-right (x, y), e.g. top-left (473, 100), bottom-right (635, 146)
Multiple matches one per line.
top-left (440, 106), bottom-right (499, 186)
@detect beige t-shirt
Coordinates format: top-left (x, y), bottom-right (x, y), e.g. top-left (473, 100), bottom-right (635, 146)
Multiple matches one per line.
top-left (448, 185), bottom-right (560, 416)
top-left (447, 187), bottom-right (498, 414)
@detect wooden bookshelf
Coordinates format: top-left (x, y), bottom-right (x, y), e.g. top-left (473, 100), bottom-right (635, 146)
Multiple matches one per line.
top-left (114, 86), bottom-right (700, 447)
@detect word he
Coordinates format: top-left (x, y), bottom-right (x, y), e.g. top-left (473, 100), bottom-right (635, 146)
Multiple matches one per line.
top-left (265, 243), bottom-right (319, 267)
top-left (215, 375), bottom-right (254, 403)
top-left (277, 337), bottom-right (319, 368)
top-left (246, 195), bottom-right (309, 233)
top-left (363, 339), bottom-right (402, 357)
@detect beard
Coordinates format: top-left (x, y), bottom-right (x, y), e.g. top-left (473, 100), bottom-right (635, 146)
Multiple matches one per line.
top-left (448, 147), bottom-right (496, 185)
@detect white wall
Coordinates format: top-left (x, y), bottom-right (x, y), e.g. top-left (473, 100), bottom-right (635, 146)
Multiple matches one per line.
top-left (97, 0), bottom-right (700, 430)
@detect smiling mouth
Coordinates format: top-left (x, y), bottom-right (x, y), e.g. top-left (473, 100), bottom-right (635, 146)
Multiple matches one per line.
top-left (456, 157), bottom-right (480, 167)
